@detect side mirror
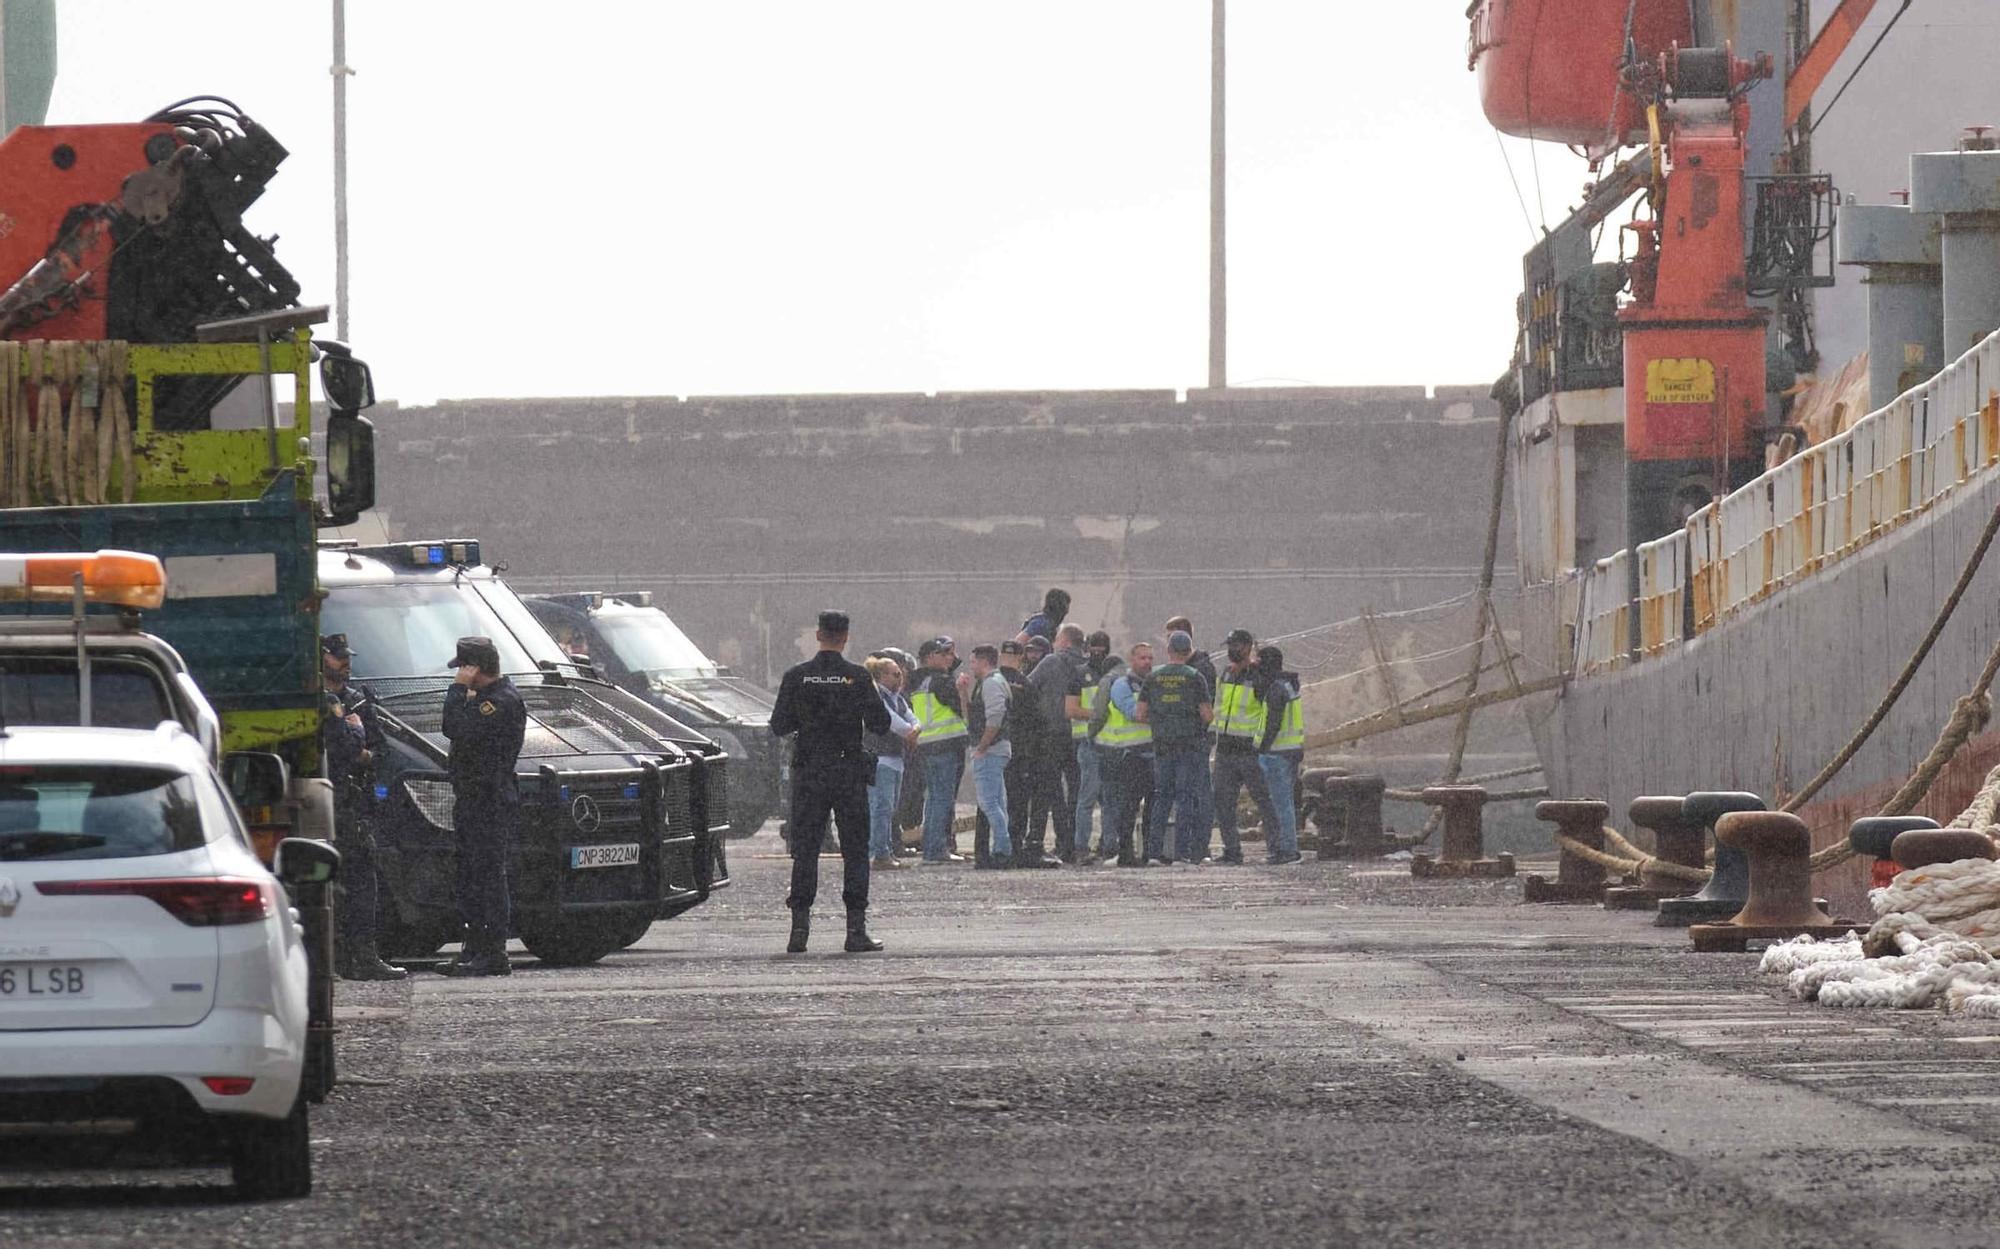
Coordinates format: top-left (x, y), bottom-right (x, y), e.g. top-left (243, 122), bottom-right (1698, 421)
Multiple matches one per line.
top-left (319, 352), bottom-right (375, 413)
top-left (274, 837), bottom-right (341, 887)
top-left (325, 411), bottom-right (377, 527)
top-left (222, 751), bottom-right (290, 808)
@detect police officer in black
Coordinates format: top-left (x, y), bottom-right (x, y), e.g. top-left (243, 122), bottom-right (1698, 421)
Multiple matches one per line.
top-left (439, 636), bottom-right (528, 977)
top-left (769, 611), bottom-right (891, 954)
top-left (322, 634), bottom-right (405, 981)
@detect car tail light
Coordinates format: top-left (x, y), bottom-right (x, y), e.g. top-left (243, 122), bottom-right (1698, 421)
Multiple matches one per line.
top-left (37, 877), bottom-right (275, 926)
top-left (201, 1077), bottom-right (256, 1096)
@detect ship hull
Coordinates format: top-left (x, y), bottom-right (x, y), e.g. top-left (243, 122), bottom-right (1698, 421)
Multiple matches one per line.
top-left (1543, 448), bottom-right (2000, 919)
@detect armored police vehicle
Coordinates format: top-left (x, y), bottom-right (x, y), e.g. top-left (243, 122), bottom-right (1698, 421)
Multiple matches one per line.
top-left (317, 540), bottom-right (730, 967)
top-left (523, 592), bottom-right (784, 836)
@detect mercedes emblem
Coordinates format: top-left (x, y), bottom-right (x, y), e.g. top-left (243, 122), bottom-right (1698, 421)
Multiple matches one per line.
top-left (0, 877), bottom-right (19, 919)
top-left (570, 793), bottom-right (602, 834)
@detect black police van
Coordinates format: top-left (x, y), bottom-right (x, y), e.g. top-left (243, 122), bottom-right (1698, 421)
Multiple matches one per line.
top-left (523, 592), bottom-right (784, 837)
top-left (318, 540), bottom-right (730, 966)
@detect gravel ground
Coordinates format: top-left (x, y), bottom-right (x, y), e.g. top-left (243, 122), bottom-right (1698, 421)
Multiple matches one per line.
top-left (4, 834), bottom-right (1996, 1248)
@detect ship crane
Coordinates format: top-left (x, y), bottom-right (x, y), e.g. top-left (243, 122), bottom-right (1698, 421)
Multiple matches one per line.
top-left (1617, 45), bottom-right (1774, 547)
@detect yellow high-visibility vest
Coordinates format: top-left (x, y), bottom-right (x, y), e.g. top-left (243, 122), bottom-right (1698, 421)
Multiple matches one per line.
top-left (1072, 683), bottom-right (1098, 740)
top-left (909, 673), bottom-right (968, 745)
top-left (1265, 691), bottom-right (1305, 752)
top-left (1215, 674), bottom-right (1265, 741)
top-left (1095, 680), bottom-right (1152, 749)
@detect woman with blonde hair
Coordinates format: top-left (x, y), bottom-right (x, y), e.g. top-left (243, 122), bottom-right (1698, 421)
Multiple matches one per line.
top-left (862, 654), bottom-right (920, 868)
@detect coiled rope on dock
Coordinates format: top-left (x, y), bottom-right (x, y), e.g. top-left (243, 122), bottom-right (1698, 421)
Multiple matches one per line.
top-left (1761, 803), bottom-right (2000, 1011)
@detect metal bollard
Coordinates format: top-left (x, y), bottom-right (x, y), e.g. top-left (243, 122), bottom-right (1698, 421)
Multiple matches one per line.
top-left (1890, 827), bottom-right (2000, 871)
top-left (1315, 774), bottom-right (1388, 860)
top-left (1524, 799), bottom-right (1612, 903)
top-left (1656, 791), bottom-right (1766, 928)
top-left (1848, 816), bottom-right (1941, 888)
top-left (1604, 795), bottom-right (1704, 910)
top-left (1689, 811), bottom-right (1861, 952)
top-left (1410, 785), bottom-right (1515, 879)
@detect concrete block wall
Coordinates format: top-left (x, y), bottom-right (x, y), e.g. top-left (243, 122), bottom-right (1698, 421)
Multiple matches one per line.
top-left (375, 386), bottom-right (1514, 693)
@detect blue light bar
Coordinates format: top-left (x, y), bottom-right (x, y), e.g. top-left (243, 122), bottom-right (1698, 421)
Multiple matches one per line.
top-left (622, 783), bottom-right (640, 800)
top-left (374, 784), bottom-right (389, 801)
top-left (400, 539), bottom-right (481, 567)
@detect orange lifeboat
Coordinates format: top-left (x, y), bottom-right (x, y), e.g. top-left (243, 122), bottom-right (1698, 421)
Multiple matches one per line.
top-left (1469, 0), bottom-right (1692, 149)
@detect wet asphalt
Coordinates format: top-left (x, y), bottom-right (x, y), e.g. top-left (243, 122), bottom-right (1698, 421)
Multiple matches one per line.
top-left (6, 830), bottom-right (2000, 1248)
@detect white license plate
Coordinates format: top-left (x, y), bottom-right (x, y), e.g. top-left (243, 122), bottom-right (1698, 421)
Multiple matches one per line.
top-left (0, 963), bottom-right (90, 999)
top-left (570, 843), bottom-right (641, 869)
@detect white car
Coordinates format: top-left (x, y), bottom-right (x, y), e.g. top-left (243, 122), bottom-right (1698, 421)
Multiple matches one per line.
top-left (0, 723), bottom-right (317, 1198)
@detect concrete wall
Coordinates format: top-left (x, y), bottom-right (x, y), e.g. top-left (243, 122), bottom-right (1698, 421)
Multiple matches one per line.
top-left (373, 386), bottom-right (1514, 691)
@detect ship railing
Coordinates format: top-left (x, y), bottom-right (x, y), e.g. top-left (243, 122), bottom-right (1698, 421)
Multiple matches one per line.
top-left (1574, 550), bottom-right (1632, 675)
top-left (1684, 327), bottom-right (2000, 630)
top-left (1635, 528), bottom-right (1685, 655)
top-left (1588, 324), bottom-right (2000, 671)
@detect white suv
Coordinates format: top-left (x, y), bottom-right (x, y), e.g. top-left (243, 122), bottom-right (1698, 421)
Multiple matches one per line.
top-left (0, 723), bottom-right (317, 1198)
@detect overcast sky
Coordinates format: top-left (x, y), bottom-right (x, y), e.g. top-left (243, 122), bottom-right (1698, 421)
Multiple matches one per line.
top-left (38, 2), bottom-right (1944, 405)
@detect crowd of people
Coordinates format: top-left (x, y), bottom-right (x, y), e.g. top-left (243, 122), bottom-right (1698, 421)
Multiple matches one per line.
top-left (857, 589), bottom-right (1308, 871)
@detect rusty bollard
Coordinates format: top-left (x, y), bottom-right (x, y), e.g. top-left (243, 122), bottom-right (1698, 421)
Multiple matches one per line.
top-left (1848, 816), bottom-right (1941, 889)
top-left (1410, 786), bottom-right (1515, 879)
top-left (1316, 774), bottom-right (1389, 860)
top-left (1604, 795), bottom-right (1704, 910)
top-left (1688, 811), bottom-right (1861, 952)
top-left (1655, 791), bottom-right (1766, 928)
top-left (1890, 827), bottom-right (2000, 871)
top-left (1524, 799), bottom-right (1612, 903)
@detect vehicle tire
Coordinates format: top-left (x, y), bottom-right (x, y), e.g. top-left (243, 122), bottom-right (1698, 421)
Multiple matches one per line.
top-left (728, 800), bottom-right (775, 838)
top-left (611, 912), bottom-right (654, 949)
top-left (230, 1097), bottom-right (312, 1200)
top-left (518, 919), bottom-right (624, 967)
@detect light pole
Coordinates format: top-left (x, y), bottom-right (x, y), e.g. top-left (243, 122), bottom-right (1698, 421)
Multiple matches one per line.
top-left (331, 0), bottom-right (354, 342)
top-left (1208, 0), bottom-right (1226, 391)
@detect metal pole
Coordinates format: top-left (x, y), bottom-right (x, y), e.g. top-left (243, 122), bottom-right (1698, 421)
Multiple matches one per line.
top-left (72, 574), bottom-right (90, 729)
top-left (1207, 0), bottom-right (1226, 391)
top-left (0, 5), bottom-right (12, 137)
top-left (332, 0), bottom-right (352, 343)
top-left (257, 326), bottom-right (279, 470)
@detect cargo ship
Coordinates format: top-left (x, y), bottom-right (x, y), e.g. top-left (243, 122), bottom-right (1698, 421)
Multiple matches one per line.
top-left (1469, 0), bottom-right (2000, 912)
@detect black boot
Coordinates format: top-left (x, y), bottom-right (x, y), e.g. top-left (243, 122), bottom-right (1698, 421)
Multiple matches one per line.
top-left (844, 910), bottom-right (884, 953)
top-left (787, 910), bottom-right (810, 954)
top-left (440, 927), bottom-right (510, 977)
top-left (336, 935), bottom-right (408, 982)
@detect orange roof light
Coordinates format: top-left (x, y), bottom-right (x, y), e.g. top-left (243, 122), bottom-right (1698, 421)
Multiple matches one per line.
top-left (0, 549), bottom-right (168, 610)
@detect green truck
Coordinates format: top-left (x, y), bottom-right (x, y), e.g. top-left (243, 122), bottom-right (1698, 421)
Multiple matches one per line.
top-left (0, 320), bottom-right (378, 857)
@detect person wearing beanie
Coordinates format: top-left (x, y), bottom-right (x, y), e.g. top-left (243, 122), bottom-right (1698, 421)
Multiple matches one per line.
top-left (1254, 645), bottom-right (1307, 864)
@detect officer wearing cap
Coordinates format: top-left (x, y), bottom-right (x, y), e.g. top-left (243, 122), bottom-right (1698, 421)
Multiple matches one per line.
top-left (322, 634), bottom-right (404, 981)
top-left (769, 611), bottom-right (891, 954)
top-left (438, 636), bottom-right (528, 977)
top-left (1210, 626), bottom-right (1282, 865)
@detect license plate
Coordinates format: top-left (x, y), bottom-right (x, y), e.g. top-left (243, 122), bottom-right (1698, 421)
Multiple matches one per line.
top-left (0, 963), bottom-right (90, 999)
top-left (569, 843), bottom-right (641, 869)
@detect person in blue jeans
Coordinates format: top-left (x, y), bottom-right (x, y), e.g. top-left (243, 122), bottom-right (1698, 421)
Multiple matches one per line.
top-left (1069, 633), bottom-right (1120, 857)
top-left (1255, 645), bottom-right (1306, 864)
top-left (909, 638), bottom-right (969, 863)
top-left (964, 644), bottom-right (1016, 866)
top-left (862, 657), bottom-right (920, 866)
top-left (1136, 631), bottom-right (1215, 865)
